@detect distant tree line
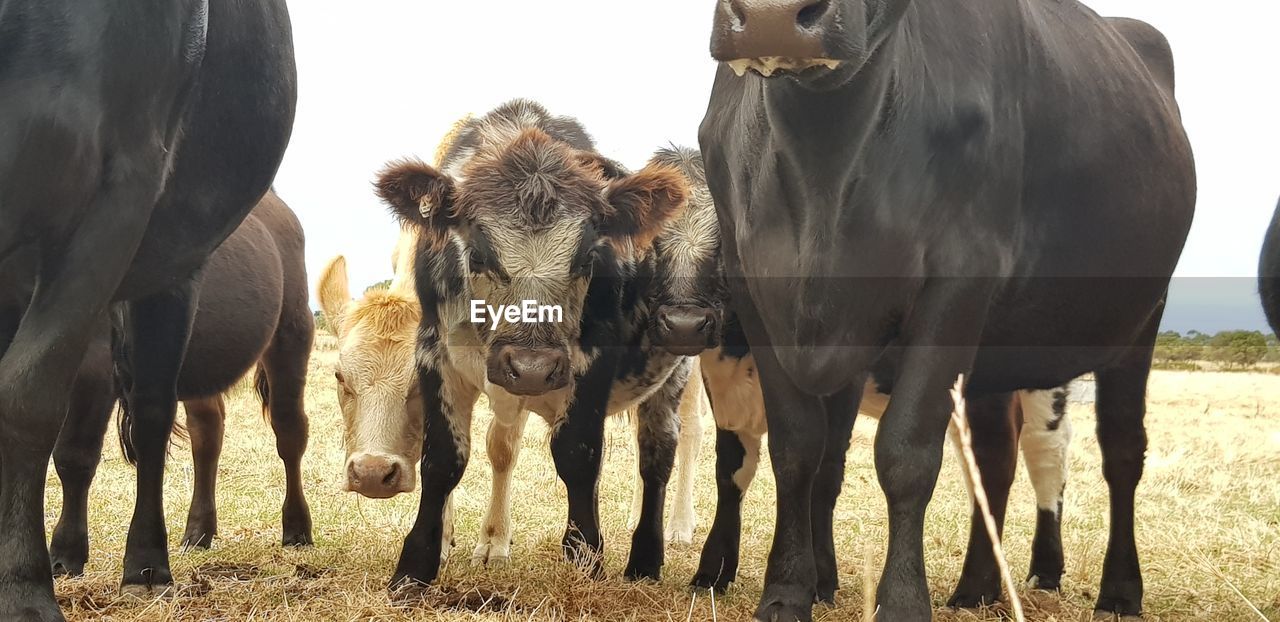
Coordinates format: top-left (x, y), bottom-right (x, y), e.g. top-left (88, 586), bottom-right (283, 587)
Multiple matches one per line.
top-left (1154, 330), bottom-right (1279, 369)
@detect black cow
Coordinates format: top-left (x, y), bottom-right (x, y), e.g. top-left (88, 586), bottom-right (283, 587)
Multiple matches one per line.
top-left (699, 2), bottom-right (1195, 620)
top-left (1261, 197), bottom-right (1280, 335)
top-left (0, 1), bottom-right (296, 618)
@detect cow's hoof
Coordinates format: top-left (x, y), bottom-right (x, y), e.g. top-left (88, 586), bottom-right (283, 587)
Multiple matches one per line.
top-left (947, 587), bottom-right (1001, 609)
top-left (388, 573), bottom-right (434, 593)
top-left (282, 530), bottom-right (314, 548)
top-left (1027, 572), bottom-right (1062, 591)
top-left (814, 585), bottom-right (837, 606)
top-left (50, 555), bottom-right (86, 579)
top-left (119, 582), bottom-right (174, 600)
top-left (753, 603), bottom-right (811, 622)
top-left (1092, 612), bottom-right (1144, 621)
top-left (179, 532), bottom-right (214, 551)
top-left (0, 582), bottom-right (66, 622)
top-left (666, 524), bottom-right (695, 546)
top-left (754, 584), bottom-right (814, 622)
top-left (691, 574), bottom-right (733, 593)
top-left (1096, 580), bottom-right (1142, 618)
top-left (470, 543), bottom-right (511, 568)
top-left (623, 560), bottom-right (661, 582)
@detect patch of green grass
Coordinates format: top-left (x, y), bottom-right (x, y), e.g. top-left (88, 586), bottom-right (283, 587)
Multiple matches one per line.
top-left (47, 351), bottom-right (1280, 621)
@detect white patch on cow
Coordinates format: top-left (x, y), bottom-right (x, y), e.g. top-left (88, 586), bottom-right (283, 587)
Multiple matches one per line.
top-left (440, 493), bottom-right (456, 563)
top-left (1019, 388), bottom-right (1072, 515)
top-left (734, 431), bottom-right (764, 492)
top-left (700, 350), bottom-right (768, 438)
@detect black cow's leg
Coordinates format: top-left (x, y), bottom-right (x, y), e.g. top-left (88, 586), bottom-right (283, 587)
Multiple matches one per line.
top-left (0, 177), bottom-right (166, 621)
top-left (691, 428), bottom-right (759, 591)
top-left (262, 321), bottom-right (315, 547)
top-left (551, 405), bottom-right (608, 577)
top-left (180, 396), bottom-right (224, 550)
top-left (812, 383), bottom-right (863, 604)
top-left (624, 362), bottom-right (689, 581)
top-left (391, 367), bottom-right (473, 588)
top-left (751, 347), bottom-right (829, 622)
top-left (50, 334), bottom-right (117, 577)
top-left (948, 392), bottom-right (1019, 608)
top-left (1093, 321), bottom-right (1158, 617)
top-left (872, 284), bottom-right (987, 622)
top-left (120, 282), bottom-right (200, 595)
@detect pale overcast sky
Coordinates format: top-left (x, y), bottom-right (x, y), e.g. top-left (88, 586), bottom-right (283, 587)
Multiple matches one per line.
top-left (273, 1), bottom-right (1280, 332)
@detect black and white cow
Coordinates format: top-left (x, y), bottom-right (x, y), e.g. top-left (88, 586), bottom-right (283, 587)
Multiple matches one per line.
top-left (648, 147), bottom-right (1075, 603)
top-left (353, 100), bottom-right (698, 587)
top-left (698, 2), bottom-right (1195, 620)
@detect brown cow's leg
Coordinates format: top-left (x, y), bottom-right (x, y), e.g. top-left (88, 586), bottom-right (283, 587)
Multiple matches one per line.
top-left (261, 316), bottom-right (314, 547)
top-left (181, 396), bottom-right (225, 550)
top-left (948, 392), bottom-right (1019, 608)
top-left (50, 333), bottom-right (117, 576)
top-left (119, 281), bottom-right (200, 596)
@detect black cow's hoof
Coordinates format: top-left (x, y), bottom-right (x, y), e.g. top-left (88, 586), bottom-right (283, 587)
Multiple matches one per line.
top-left (119, 582), bottom-right (174, 600)
top-left (754, 584), bottom-right (815, 622)
top-left (561, 540), bottom-right (605, 579)
top-left (1027, 572), bottom-right (1062, 591)
top-left (50, 558), bottom-right (85, 579)
top-left (0, 580), bottom-right (66, 621)
top-left (690, 572), bottom-right (734, 594)
top-left (947, 589), bottom-right (1001, 609)
top-left (180, 534), bottom-right (214, 551)
top-left (120, 563), bottom-right (174, 597)
top-left (282, 531), bottom-right (314, 548)
top-left (623, 552), bottom-right (662, 582)
top-left (1095, 578), bottom-right (1142, 618)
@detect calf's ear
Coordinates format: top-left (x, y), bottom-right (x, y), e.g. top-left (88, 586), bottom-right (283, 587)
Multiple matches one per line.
top-left (600, 165), bottom-right (689, 249)
top-left (317, 255), bottom-right (352, 339)
top-left (374, 159), bottom-right (460, 235)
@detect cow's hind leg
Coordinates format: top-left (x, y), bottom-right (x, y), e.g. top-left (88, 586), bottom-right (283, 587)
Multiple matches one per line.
top-left (691, 428), bottom-right (760, 592)
top-left (624, 361), bottom-right (689, 581)
top-left (0, 171), bottom-right (169, 621)
top-left (180, 396), bottom-right (225, 550)
top-left (261, 316), bottom-right (315, 547)
top-left (948, 392), bottom-right (1019, 608)
top-left (1094, 339), bottom-right (1157, 617)
top-left (667, 368), bottom-right (704, 545)
top-left (391, 367), bottom-right (476, 588)
top-left (812, 383), bottom-right (863, 604)
top-left (1020, 387), bottom-right (1072, 590)
top-left (473, 408), bottom-right (528, 567)
top-left (119, 282), bottom-right (201, 595)
top-left (50, 335), bottom-right (117, 577)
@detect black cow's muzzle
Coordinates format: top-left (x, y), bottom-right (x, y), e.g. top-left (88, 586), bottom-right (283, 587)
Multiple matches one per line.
top-left (710, 0), bottom-right (846, 76)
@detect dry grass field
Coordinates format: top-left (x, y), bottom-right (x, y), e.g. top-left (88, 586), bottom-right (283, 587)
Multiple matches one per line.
top-left (47, 336), bottom-right (1280, 621)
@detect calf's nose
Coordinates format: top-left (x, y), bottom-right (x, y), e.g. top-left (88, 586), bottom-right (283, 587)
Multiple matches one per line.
top-left (346, 455), bottom-right (409, 499)
top-left (657, 305), bottom-right (718, 356)
top-left (491, 346), bottom-right (568, 396)
top-left (711, 0), bottom-right (834, 61)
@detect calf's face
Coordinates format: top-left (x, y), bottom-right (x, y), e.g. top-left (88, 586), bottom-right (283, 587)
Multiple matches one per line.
top-left (650, 159), bottom-right (728, 356)
top-left (318, 256), bottom-right (424, 499)
top-left (377, 129), bottom-right (687, 396)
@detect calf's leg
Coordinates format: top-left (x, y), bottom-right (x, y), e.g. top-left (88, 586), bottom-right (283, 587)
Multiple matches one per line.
top-left (691, 428), bottom-right (760, 592)
top-left (391, 368), bottom-right (475, 587)
top-left (1020, 387), bottom-right (1072, 590)
top-left (667, 369), bottom-right (705, 545)
top-left (473, 408), bottom-right (528, 566)
top-left (180, 396), bottom-right (224, 550)
top-left (624, 361), bottom-right (689, 581)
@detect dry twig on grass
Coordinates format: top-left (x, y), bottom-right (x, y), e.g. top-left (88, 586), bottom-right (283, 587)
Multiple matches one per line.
top-left (948, 375), bottom-right (1026, 622)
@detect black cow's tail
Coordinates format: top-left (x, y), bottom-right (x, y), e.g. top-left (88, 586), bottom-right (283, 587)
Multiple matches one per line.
top-left (111, 309), bottom-right (139, 466)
